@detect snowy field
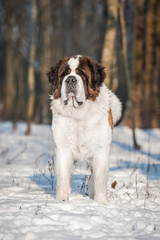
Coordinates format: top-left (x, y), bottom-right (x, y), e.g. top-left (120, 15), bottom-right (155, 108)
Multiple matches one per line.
top-left (0, 121), bottom-right (160, 240)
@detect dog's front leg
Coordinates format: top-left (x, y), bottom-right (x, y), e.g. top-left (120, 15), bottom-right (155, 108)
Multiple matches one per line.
top-left (55, 149), bottom-right (73, 201)
top-left (93, 149), bottom-right (110, 204)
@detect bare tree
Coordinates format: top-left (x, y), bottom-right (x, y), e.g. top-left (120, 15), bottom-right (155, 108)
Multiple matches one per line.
top-left (35, 0), bottom-right (50, 123)
top-left (12, 1), bottom-right (26, 129)
top-left (119, 0), bottom-right (140, 149)
top-left (2, 0), bottom-right (15, 119)
top-left (129, 0), bottom-right (160, 129)
top-left (26, 0), bottom-right (37, 135)
top-left (101, 0), bottom-right (118, 87)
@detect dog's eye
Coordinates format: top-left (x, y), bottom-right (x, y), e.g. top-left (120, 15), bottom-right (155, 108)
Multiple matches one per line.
top-left (60, 69), bottom-right (70, 78)
top-left (61, 72), bottom-right (67, 78)
top-left (79, 70), bottom-right (87, 78)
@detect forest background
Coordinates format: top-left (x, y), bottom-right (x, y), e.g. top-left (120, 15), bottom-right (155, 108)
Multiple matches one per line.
top-left (0, 0), bottom-right (159, 135)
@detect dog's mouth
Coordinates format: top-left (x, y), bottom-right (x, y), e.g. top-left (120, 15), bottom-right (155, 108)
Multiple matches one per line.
top-left (64, 93), bottom-right (83, 108)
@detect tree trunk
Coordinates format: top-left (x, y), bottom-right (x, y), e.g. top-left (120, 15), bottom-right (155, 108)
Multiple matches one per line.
top-left (36, 0), bottom-right (50, 123)
top-left (130, 0), bottom-right (160, 128)
top-left (2, 0), bottom-right (15, 120)
top-left (101, 0), bottom-right (118, 87)
top-left (119, 0), bottom-right (140, 149)
top-left (150, 0), bottom-right (160, 128)
top-left (12, 2), bottom-right (26, 128)
top-left (26, 0), bottom-right (37, 135)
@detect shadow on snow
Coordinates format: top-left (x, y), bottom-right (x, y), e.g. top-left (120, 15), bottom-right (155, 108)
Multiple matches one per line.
top-left (113, 140), bottom-right (160, 161)
top-left (29, 140), bottom-right (160, 195)
top-left (110, 160), bottom-right (160, 180)
top-left (29, 161), bottom-right (160, 198)
top-left (112, 140), bottom-right (160, 180)
top-left (29, 174), bottom-right (88, 197)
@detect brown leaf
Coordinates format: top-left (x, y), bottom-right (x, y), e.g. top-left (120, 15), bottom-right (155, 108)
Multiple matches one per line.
top-left (111, 181), bottom-right (117, 189)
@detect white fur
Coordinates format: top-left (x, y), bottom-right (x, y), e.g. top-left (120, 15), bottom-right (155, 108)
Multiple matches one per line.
top-left (50, 83), bottom-right (121, 204)
top-left (68, 56), bottom-right (80, 71)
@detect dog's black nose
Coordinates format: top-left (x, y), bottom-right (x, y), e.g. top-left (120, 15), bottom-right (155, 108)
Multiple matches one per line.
top-left (66, 76), bottom-right (77, 85)
top-left (66, 76), bottom-right (77, 93)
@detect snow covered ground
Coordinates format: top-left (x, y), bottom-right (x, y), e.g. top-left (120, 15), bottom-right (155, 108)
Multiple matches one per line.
top-left (0, 121), bottom-right (160, 240)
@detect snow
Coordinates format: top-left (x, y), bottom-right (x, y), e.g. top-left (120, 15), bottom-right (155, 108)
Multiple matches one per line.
top-left (0, 121), bottom-right (160, 240)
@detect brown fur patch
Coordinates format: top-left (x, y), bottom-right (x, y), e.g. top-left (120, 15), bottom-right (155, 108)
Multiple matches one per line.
top-left (53, 57), bottom-right (69, 99)
top-left (109, 108), bottom-right (113, 128)
top-left (79, 56), bottom-right (100, 101)
top-left (54, 89), bottom-right (60, 99)
top-left (87, 66), bottom-right (100, 100)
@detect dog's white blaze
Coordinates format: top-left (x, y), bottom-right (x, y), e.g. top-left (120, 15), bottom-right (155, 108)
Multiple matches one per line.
top-left (68, 56), bottom-right (80, 73)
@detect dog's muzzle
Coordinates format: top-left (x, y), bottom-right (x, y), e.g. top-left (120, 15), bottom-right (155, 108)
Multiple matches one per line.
top-left (66, 76), bottom-right (77, 94)
top-left (64, 75), bottom-right (83, 107)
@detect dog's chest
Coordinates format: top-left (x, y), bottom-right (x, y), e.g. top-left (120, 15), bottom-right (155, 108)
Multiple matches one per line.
top-left (53, 111), bottom-right (111, 161)
top-left (74, 121), bottom-right (92, 159)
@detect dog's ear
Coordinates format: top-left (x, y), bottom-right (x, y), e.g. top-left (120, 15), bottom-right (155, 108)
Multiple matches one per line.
top-left (47, 60), bottom-right (61, 88)
top-left (87, 57), bottom-right (106, 91)
top-left (83, 57), bottom-right (106, 100)
top-left (47, 60), bottom-right (62, 98)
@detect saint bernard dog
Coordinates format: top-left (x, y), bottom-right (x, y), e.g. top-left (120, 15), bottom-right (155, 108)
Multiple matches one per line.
top-left (47, 55), bottom-right (121, 204)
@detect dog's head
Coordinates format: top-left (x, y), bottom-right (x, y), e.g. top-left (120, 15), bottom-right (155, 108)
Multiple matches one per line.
top-left (47, 55), bottom-right (106, 108)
